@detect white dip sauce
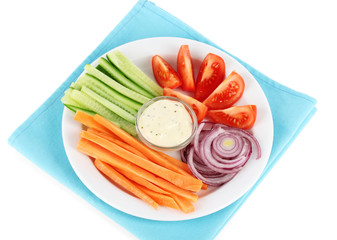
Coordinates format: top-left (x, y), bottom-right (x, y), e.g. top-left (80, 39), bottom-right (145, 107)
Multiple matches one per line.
top-left (138, 99), bottom-right (193, 147)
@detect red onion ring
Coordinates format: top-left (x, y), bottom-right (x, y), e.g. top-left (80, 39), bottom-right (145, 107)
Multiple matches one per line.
top-left (181, 122), bottom-right (261, 186)
top-left (187, 148), bottom-right (237, 186)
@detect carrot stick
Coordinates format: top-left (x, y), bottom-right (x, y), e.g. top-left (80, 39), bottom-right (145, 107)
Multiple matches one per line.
top-left (134, 183), bottom-right (180, 210)
top-left (157, 150), bottom-right (208, 190)
top-left (87, 128), bottom-right (147, 159)
top-left (93, 114), bottom-right (193, 177)
top-left (74, 111), bottom-right (115, 136)
top-left (80, 130), bottom-right (203, 192)
top-left (157, 151), bottom-right (192, 174)
top-left (93, 159), bottom-right (158, 209)
top-left (170, 193), bottom-right (195, 213)
top-left (89, 127), bottom-right (208, 190)
top-left (77, 138), bottom-right (198, 202)
top-left (115, 166), bottom-right (170, 195)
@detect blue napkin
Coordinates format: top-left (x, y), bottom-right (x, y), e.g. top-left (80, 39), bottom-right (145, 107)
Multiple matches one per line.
top-left (8, 1), bottom-right (317, 239)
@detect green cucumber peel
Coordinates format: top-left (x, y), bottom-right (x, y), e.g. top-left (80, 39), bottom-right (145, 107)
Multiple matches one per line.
top-left (81, 86), bottom-right (136, 124)
top-left (106, 50), bottom-right (163, 97)
top-left (76, 73), bottom-right (141, 114)
top-left (70, 89), bottom-right (137, 136)
top-left (64, 104), bottom-right (95, 115)
top-left (62, 89), bottom-right (87, 109)
top-left (97, 58), bottom-right (154, 98)
top-left (70, 82), bottom-right (81, 90)
top-left (84, 64), bottom-right (150, 104)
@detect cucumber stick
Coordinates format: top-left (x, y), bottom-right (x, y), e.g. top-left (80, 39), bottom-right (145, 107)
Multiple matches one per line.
top-left (70, 89), bottom-right (137, 136)
top-left (70, 82), bottom-right (81, 90)
top-left (107, 50), bottom-right (163, 97)
top-left (76, 73), bottom-right (140, 114)
top-left (81, 86), bottom-right (136, 123)
top-left (61, 89), bottom-right (87, 109)
top-left (62, 89), bottom-right (97, 116)
top-left (64, 104), bottom-right (96, 115)
top-left (84, 64), bottom-right (150, 104)
top-left (97, 58), bottom-right (154, 98)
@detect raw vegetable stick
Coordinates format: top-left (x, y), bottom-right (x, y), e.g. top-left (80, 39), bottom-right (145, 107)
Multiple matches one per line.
top-left (115, 167), bottom-right (170, 195)
top-left (87, 128), bottom-right (145, 158)
top-left (94, 159), bottom-right (158, 209)
top-left (62, 89), bottom-right (89, 111)
top-left (170, 193), bottom-right (195, 213)
top-left (93, 114), bottom-right (195, 177)
top-left (77, 138), bottom-right (198, 202)
top-left (70, 89), bottom-right (138, 137)
top-left (87, 126), bottom-right (206, 188)
top-left (157, 152), bottom-right (192, 174)
top-left (80, 130), bottom-right (203, 192)
top-left (106, 50), bottom-right (163, 97)
top-left (157, 152), bottom-right (208, 190)
top-left (80, 113), bottom-right (207, 190)
top-left (89, 127), bottom-right (207, 190)
top-left (97, 57), bottom-right (154, 98)
top-left (81, 86), bottom-right (136, 123)
top-left (158, 152), bottom-right (207, 190)
top-left (84, 64), bottom-right (151, 104)
top-left (85, 128), bottom-right (211, 189)
top-left (74, 110), bottom-right (113, 135)
top-left (133, 182), bottom-right (180, 210)
top-left (76, 73), bottom-right (141, 112)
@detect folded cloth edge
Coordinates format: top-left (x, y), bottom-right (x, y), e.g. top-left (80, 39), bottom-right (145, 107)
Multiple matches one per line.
top-left (8, 0), bottom-right (149, 146)
top-left (211, 105), bottom-right (317, 239)
top-left (8, 0), bottom-right (317, 146)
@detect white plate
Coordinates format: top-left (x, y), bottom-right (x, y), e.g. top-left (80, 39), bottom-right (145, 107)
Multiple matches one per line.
top-left (62, 37), bottom-right (273, 221)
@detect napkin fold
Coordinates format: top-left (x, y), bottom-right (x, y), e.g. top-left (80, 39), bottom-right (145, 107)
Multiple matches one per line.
top-left (8, 1), bottom-right (317, 240)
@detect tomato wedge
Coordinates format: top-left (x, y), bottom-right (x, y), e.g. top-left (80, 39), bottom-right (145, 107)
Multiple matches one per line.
top-left (207, 105), bottom-right (257, 130)
top-left (195, 53), bottom-right (226, 101)
top-left (152, 55), bottom-right (182, 89)
top-left (177, 45), bottom-right (195, 91)
top-left (203, 71), bottom-right (245, 110)
top-left (163, 88), bottom-right (208, 123)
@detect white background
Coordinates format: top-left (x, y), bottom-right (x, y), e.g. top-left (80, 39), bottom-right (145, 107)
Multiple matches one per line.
top-left (1, 0), bottom-right (336, 239)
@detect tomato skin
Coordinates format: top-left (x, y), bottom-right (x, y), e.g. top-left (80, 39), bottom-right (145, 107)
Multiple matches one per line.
top-left (207, 105), bottom-right (257, 130)
top-left (152, 55), bottom-right (182, 89)
top-left (195, 53), bottom-right (226, 102)
top-left (203, 71), bottom-right (245, 110)
top-left (163, 88), bottom-right (208, 123)
top-left (177, 45), bottom-right (195, 91)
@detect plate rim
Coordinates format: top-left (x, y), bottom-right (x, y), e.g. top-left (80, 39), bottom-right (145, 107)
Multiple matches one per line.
top-left (62, 36), bottom-right (274, 221)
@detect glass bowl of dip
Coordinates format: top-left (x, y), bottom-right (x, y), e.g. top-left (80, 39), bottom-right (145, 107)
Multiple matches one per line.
top-left (135, 96), bottom-right (198, 151)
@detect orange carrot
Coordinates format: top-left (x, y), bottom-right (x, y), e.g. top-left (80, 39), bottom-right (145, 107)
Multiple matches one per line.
top-left (157, 151), bottom-right (192, 174)
top-left (93, 159), bottom-right (158, 209)
top-left (87, 128), bottom-right (147, 159)
top-left (157, 150), bottom-right (208, 190)
top-left (134, 183), bottom-right (180, 210)
top-left (77, 138), bottom-right (198, 202)
top-left (201, 183), bottom-right (208, 190)
top-left (115, 166), bottom-right (170, 195)
top-left (74, 111), bottom-right (115, 136)
top-left (93, 114), bottom-right (197, 176)
top-left (170, 193), bottom-right (195, 213)
top-left (80, 130), bottom-right (203, 192)
top-left (89, 127), bottom-right (208, 190)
